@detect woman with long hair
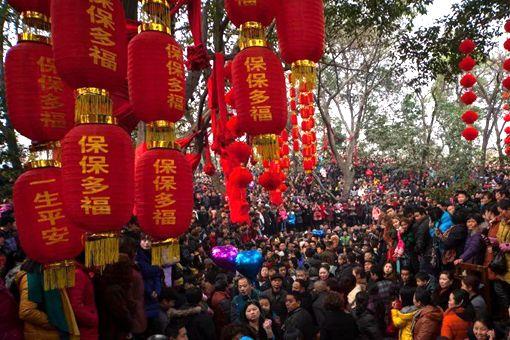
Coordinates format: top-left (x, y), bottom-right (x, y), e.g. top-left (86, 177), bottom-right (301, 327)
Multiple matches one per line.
top-left (240, 301), bottom-right (275, 340)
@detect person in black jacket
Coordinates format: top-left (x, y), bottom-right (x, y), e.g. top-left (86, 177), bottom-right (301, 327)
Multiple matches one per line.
top-left (283, 292), bottom-right (316, 340)
top-left (320, 291), bottom-right (360, 340)
top-left (182, 286), bottom-right (215, 340)
top-left (352, 291), bottom-right (382, 339)
top-left (412, 207), bottom-right (433, 274)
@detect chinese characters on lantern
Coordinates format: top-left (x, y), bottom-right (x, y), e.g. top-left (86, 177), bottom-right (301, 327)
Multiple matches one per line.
top-left (238, 0), bottom-right (257, 5)
top-left (37, 57), bottom-right (66, 128)
top-left (87, 0), bottom-right (118, 71)
top-left (31, 178), bottom-right (70, 246)
top-left (165, 43), bottom-right (185, 112)
top-left (153, 159), bottom-right (177, 226)
top-left (79, 135), bottom-right (111, 215)
top-left (245, 56), bottom-right (272, 122)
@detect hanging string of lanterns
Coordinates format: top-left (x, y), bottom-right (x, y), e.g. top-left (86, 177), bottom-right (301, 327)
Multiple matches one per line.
top-left (458, 38), bottom-right (479, 141)
top-left (502, 20), bottom-right (510, 155)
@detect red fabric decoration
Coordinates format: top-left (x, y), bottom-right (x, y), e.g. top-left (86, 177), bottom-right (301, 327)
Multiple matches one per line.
top-left (185, 153), bottom-right (201, 172)
top-left (280, 144), bottom-right (290, 156)
top-left (504, 114), bottom-right (510, 122)
top-left (504, 38), bottom-right (510, 52)
top-left (503, 58), bottom-right (510, 72)
top-left (293, 140), bottom-right (300, 152)
top-left (290, 99), bottom-right (297, 111)
top-left (503, 76), bottom-right (510, 90)
top-left (460, 73), bottom-right (477, 88)
top-left (291, 113), bottom-right (298, 125)
top-left (458, 55), bottom-right (476, 71)
top-left (51, 0), bottom-right (127, 90)
top-left (224, 0), bottom-right (274, 27)
top-left (135, 148), bottom-right (193, 239)
top-left (276, 0), bottom-right (325, 64)
top-left (61, 124), bottom-right (134, 232)
top-left (186, 43), bottom-right (210, 71)
top-left (226, 115), bottom-right (243, 137)
top-left (270, 190), bottom-right (282, 206)
top-left (229, 197), bottom-right (250, 224)
top-left (505, 126), bottom-right (510, 134)
top-left (204, 163), bottom-right (216, 176)
top-left (505, 20), bottom-right (510, 33)
top-left (292, 127), bottom-right (300, 139)
top-left (461, 110), bottom-right (478, 124)
top-left (5, 40), bottom-right (74, 142)
top-left (459, 39), bottom-right (476, 54)
top-left (225, 88), bottom-right (236, 108)
top-left (230, 166), bottom-right (253, 188)
top-left (460, 91), bottom-right (477, 105)
top-left (232, 47), bottom-right (287, 136)
top-left (506, 146), bottom-right (510, 156)
top-left (128, 30), bottom-right (185, 123)
top-left (280, 129), bottom-right (289, 140)
top-left (226, 141), bottom-right (251, 165)
top-left (14, 166), bottom-right (84, 264)
top-left (505, 136), bottom-right (510, 145)
top-left (259, 171), bottom-right (282, 191)
top-left (8, 0), bottom-right (50, 15)
top-left (224, 61), bottom-right (232, 82)
top-left (461, 126), bottom-right (478, 141)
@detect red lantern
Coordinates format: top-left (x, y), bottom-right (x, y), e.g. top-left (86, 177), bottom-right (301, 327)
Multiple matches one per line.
top-left (8, 0), bottom-right (50, 16)
top-left (505, 20), bottom-right (510, 33)
top-left (61, 123), bottom-right (134, 267)
top-left (506, 146), bottom-right (510, 156)
top-left (459, 39), bottom-right (476, 54)
top-left (5, 38), bottom-right (74, 142)
top-left (290, 99), bottom-right (297, 111)
top-left (503, 58), bottom-right (510, 72)
top-left (460, 73), bottom-right (477, 88)
top-left (232, 47), bottom-right (287, 160)
top-left (461, 126), bottom-right (478, 141)
top-left (505, 126), bottom-right (510, 134)
top-left (292, 126), bottom-right (300, 139)
top-left (280, 143), bottom-right (290, 156)
top-left (14, 165), bottom-right (84, 290)
top-left (51, 0), bottom-right (127, 91)
top-left (503, 76), bottom-right (510, 91)
top-left (293, 140), bottom-right (300, 152)
top-left (135, 148), bottom-right (192, 240)
top-left (128, 30), bottom-right (185, 123)
top-left (291, 113), bottom-right (298, 125)
top-left (504, 114), bottom-right (510, 122)
top-left (459, 55), bottom-right (476, 71)
top-left (461, 110), bottom-right (478, 124)
top-left (505, 38), bottom-right (510, 52)
top-left (460, 91), bottom-right (477, 105)
top-left (224, 0), bottom-right (274, 27)
top-left (505, 136), bottom-right (510, 145)
top-left (276, 0), bottom-right (324, 66)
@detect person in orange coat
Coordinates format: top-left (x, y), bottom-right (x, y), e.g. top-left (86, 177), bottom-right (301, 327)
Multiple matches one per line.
top-left (67, 259), bottom-right (99, 340)
top-left (441, 289), bottom-right (474, 340)
top-left (411, 287), bottom-right (443, 340)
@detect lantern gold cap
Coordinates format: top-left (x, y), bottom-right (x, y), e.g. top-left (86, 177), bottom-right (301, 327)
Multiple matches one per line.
top-left (75, 88), bottom-right (117, 125)
top-left (139, 0), bottom-right (172, 34)
top-left (291, 60), bottom-right (318, 89)
top-left (17, 32), bottom-right (50, 44)
top-left (145, 120), bottom-right (180, 150)
top-left (18, 11), bottom-right (51, 44)
top-left (25, 141), bottom-right (62, 169)
top-left (239, 22), bottom-right (267, 50)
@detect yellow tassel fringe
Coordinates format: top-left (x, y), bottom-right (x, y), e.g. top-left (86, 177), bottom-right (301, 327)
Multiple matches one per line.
top-left (152, 239), bottom-right (180, 266)
top-left (75, 88), bottom-right (114, 124)
top-left (291, 60), bottom-right (318, 90)
top-left (84, 233), bottom-right (119, 269)
top-left (239, 21), bottom-right (267, 50)
top-left (43, 261), bottom-right (76, 291)
top-left (253, 134), bottom-right (280, 162)
top-left (146, 121), bottom-right (177, 150)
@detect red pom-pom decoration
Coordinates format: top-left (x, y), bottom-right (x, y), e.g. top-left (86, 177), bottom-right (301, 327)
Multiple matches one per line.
top-left (506, 146), bottom-right (510, 156)
top-left (505, 136), bottom-right (510, 145)
top-left (204, 163), bottom-right (216, 176)
top-left (503, 59), bottom-right (510, 72)
top-left (226, 116), bottom-right (243, 138)
top-left (504, 114), bottom-right (510, 122)
top-left (461, 126), bottom-right (478, 141)
top-left (460, 73), bottom-right (477, 88)
top-left (258, 171), bottom-right (282, 191)
top-left (503, 76), bottom-right (510, 90)
top-left (505, 38), bottom-right (510, 52)
top-left (505, 20), bottom-right (510, 33)
top-left (460, 91), bottom-right (477, 105)
top-left (230, 166), bottom-right (253, 188)
top-left (505, 126), bottom-right (510, 134)
top-left (459, 55), bottom-right (476, 72)
top-left (459, 39), bottom-right (476, 54)
top-left (226, 141), bottom-right (251, 165)
top-left (461, 110), bottom-right (478, 124)
top-left (503, 104), bottom-right (510, 110)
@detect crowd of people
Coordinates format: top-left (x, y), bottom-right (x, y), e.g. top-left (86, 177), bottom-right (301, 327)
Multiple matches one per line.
top-left (1, 162), bottom-right (510, 340)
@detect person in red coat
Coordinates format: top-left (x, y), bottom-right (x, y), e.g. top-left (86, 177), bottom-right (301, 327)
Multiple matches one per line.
top-left (0, 277), bottom-right (23, 340)
top-left (67, 260), bottom-right (99, 340)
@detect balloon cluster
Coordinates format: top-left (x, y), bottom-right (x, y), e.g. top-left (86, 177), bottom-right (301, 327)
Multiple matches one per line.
top-left (211, 246), bottom-right (263, 280)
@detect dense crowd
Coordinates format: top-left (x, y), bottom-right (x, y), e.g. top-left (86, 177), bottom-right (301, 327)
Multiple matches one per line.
top-left (1, 162), bottom-right (510, 340)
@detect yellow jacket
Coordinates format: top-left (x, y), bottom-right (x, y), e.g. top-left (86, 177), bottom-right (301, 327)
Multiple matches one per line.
top-left (391, 307), bottom-right (419, 340)
top-left (16, 271), bottom-right (60, 340)
top-left (497, 220), bottom-right (510, 283)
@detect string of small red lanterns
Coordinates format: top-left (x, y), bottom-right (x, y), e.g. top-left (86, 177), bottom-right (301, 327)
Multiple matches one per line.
top-left (458, 38), bottom-right (479, 141)
top-left (502, 20), bottom-right (510, 155)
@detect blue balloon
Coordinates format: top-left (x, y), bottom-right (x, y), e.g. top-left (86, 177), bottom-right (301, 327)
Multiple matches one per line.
top-left (235, 250), bottom-right (263, 280)
top-left (312, 229), bottom-right (325, 237)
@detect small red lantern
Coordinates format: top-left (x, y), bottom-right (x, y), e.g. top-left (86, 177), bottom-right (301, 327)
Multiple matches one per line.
top-left (458, 55), bottom-right (476, 71)
top-left (460, 73), bottom-right (477, 88)
top-left (135, 148), bottom-right (193, 265)
top-left (504, 38), bottom-right (510, 52)
top-left (504, 114), bottom-right (510, 122)
top-left (505, 126), bottom-right (510, 134)
top-left (61, 122), bottom-right (134, 267)
top-left (505, 20), bottom-right (510, 33)
top-left (14, 163), bottom-right (84, 290)
top-left (293, 140), bottom-right (300, 152)
top-left (503, 76), bottom-right (510, 91)
top-left (503, 59), bottom-right (510, 72)
top-left (224, 0), bottom-right (274, 27)
top-left (461, 110), bottom-right (478, 124)
top-left (460, 91), bottom-right (477, 105)
top-left (461, 126), bottom-right (478, 141)
top-left (51, 0), bottom-right (127, 91)
top-left (5, 37), bottom-right (74, 142)
top-left (459, 39), bottom-right (476, 54)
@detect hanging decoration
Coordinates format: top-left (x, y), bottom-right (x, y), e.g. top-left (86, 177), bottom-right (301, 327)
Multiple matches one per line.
top-left (458, 38), bottom-right (479, 141)
top-left (14, 143), bottom-right (84, 290)
top-left (503, 20), bottom-right (510, 155)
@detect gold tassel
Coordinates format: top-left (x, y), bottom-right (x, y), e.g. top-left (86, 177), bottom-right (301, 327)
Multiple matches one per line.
top-left (151, 239), bottom-right (180, 266)
top-left (139, 0), bottom-right (172, 34)
top-left (291, 60), bottom-right (318, 90)
top-left (239, 21), bottom-right (267, 50)
top-left (146, 121), bottom-right (177, 150)
top-left (84, 233), bottom-right (119, 269)
top-left (253, 134), bottom-right (280, 162)
top-left (43, 260), bottom-right (76, 291)
top-left (75, 88), bottom-right (114, 124)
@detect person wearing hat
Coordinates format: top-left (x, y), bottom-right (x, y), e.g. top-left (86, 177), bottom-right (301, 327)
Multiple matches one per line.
top-left (261, 273), bottom-right (288, 322)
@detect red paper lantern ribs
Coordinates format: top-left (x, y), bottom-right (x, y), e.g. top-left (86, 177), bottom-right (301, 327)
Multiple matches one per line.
top-left (5, 37), bottom-right (74, 142)
top-left (224, 0), bottom-right (275, 28)
top-left (231, 47), bottom-right (287, 160)
top-left (14, 164), bottom-right (84, 290)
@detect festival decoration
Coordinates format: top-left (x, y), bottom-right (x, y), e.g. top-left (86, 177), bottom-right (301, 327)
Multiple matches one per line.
top-left (4, 13), bottom-right (74, 143)
top-left (503, 21), bottom-right (510, 155)
top-left (224, 0), bottom-right (274, 28)
top-left (461, 126), bottom-right (479, 141)
top-left (458, 38), bottom-right (479, 141)
top-left (14, 145), bottom-right (84, 290)
top-left (8, 0), bottom-right (50, 16)
top-left (230, 166), bottom-right (253, 188)
top-left (458, 38), bottom-right (476, 54)
top-left (211, 245), bottom-right (238, 271)
top-left (235, 250), bottom-right (263, 280)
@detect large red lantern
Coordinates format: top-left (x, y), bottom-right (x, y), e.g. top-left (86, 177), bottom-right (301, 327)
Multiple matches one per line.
top-left (224, 0), bottom-right (274, 28)
top-left (128, 1), bottom-right (185, 126)
top-left (232, 47), bottom-right (287, 160)
top-left (14, 160), bottom-right (84, 290)
top-left (135, 148), bottom-right (193, 265)
top-left (8, 0), bottom-right (50, 16)
top-left (61, 121), bottom-right (134, 267)
top-left (5, 35), bottom-right (75, 142)
top-left (51, 0), bottom-right (127, 91)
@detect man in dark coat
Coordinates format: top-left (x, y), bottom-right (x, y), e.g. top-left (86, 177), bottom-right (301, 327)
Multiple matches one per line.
top-left (283, 292), bottom-right (316, 340)
top-left (183, 287), bottom-right (215, 340)
top-left (262, 274), bottom-right (288, 322)
top-left (413, 207), bottom-right (433, 274)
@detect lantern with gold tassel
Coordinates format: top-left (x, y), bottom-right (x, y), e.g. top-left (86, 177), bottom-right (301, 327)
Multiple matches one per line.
top-left (53, 0), bottom-right (132, 268)
top-left (14, 143), bottom-right (84, 290)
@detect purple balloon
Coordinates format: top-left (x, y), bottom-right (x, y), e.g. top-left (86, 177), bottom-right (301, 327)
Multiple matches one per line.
top-left (211, 245), bottom-right (238, 271)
